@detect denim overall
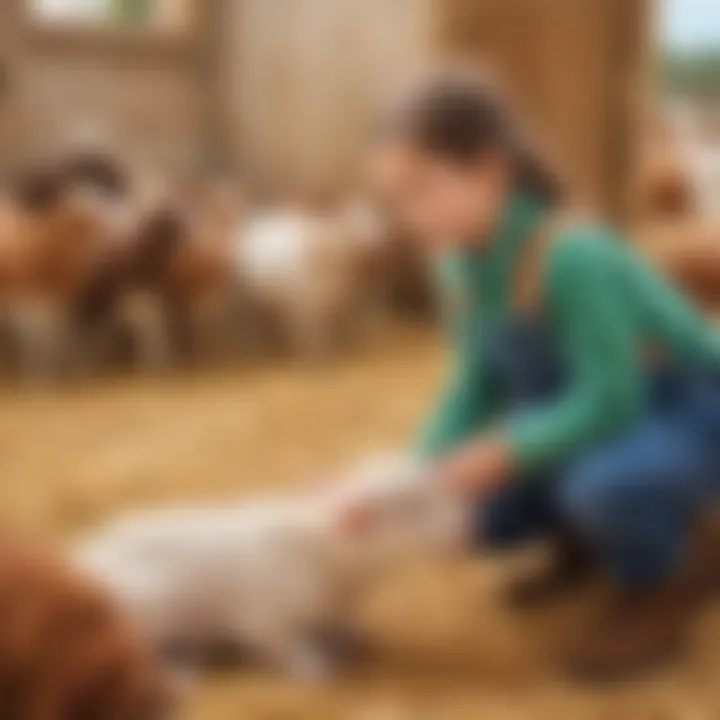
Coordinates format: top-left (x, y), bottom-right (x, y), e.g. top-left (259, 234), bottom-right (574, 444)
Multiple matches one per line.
top-left (476, 316), bottom-right (720, 589)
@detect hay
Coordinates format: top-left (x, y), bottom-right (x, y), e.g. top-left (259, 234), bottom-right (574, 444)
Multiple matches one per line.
top-left (0, 326), bottom-right (718, 719)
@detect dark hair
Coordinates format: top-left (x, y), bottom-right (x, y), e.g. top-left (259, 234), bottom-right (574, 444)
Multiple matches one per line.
top-left (60, 151), bottom-right (128, 197)
top-left (12, 152), bottom-right (128, 213)
top-left (380, 68), bottom-right (563, 205)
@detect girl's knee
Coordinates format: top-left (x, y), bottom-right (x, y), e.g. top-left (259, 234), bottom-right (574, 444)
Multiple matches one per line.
top-left (558, 461), bottom-right (629, 535)
top-left (558, 457), bottom-right (692, 588)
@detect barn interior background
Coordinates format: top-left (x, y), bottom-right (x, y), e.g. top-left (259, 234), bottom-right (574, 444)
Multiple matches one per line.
top-left (1, 1), bottom-right (720, 719)
top-left (1, 0), bottom-right (650, 213)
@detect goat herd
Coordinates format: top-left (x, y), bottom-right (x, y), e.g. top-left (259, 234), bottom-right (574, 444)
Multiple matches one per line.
top-left (3, 112), bottom-right (717, 388)
top-left (0, 151), bottom-right (417, 385)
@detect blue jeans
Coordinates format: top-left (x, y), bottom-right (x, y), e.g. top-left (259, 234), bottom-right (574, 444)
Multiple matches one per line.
top-left (476, 368), bottom-right (720, 588)
top-left (475, 319), bottom-right (720, 589)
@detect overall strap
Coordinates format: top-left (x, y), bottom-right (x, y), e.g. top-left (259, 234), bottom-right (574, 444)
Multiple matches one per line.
top-left (511, 207), bottom-right (588, 315)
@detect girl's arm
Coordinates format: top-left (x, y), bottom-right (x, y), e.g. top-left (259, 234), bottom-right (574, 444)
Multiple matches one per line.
top-left (416, 255), bottom-right (497, 457)
top-left (417, 349), bottom-right (496, 457)
top-left (439, 232), bottom-right (644, 491)
top-left (505, 232), bottom-right (644, 471)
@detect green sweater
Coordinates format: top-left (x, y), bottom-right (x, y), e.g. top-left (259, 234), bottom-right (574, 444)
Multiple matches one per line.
top-left (418, 193), bottom-right (720, 473)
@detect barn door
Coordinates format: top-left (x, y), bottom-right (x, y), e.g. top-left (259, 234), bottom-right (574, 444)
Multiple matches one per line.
top-left (232, 0), bottom-right (433, 193)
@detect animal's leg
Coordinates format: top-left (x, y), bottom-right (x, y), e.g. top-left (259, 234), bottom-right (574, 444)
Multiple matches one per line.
top-left (63, 317), bottom-right (105, 379)
top-left (11, 300), bottom-right (72, 384)
top-left (238, 297), bottom-right (284, 358)
top-left (231, 613), bottom-right (337, 680)
top-left (118, 292), bottom-right (174, 370)
top-left (228, 283), bottom-right (264, 357)
top-left (283, 300), bottom-right (336, 361)
top-left (187, 292), bottom-right (235, 365)
top-left (252, 628), bottom-right (336, 680)
top-left (74, 318), bottom-right (119, 375)
top-left (310, 621), bottom-right (375, 665)
top-left (0, 309), bottom-right (15, 378)
top-left (309, 588), bottom-right (374, 666)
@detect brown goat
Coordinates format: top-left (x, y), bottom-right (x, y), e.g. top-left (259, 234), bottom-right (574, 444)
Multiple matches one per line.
top-left (637, 221), bottom-right (720, 311)
top-left (0, 158), bottom-right (131, 381)
top-left (0, 533), bottom-right (171, 720)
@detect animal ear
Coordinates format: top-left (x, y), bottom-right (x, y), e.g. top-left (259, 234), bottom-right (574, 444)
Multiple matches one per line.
top-left (335, 500), bottom-right (378, 537)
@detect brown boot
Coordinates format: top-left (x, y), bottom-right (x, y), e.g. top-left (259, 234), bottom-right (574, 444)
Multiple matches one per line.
top-left (689, 512), bottom-right (720, 602)
top-left (503, 535), bottom-right (592, 609)
top-left (563, 518), bottom-right (720, 682)
top-left (563, 575), bottom-right (694, 682)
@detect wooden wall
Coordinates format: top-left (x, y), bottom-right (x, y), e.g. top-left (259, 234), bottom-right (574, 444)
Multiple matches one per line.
top-left (0, 0), bottom-right (209, 174)
top-left (0, 0), bottom-right (652, 217)
top-left (225, 0), bottom-right (434, 192)
top-left (437, 0), bottom-right (653, 217)
top-left (221, 0), bottom-right (652, 216)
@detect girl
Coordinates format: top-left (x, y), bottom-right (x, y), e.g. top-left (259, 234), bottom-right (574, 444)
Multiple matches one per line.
top-left (370, 68), bottom-right (720, 681)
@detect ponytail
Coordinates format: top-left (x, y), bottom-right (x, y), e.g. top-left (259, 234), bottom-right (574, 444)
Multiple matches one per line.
top-left (379, 67), bottom-right (564, 206)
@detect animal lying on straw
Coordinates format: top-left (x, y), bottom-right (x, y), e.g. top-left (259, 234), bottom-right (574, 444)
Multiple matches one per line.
top-left (75, 453), bottom-right (465, 680)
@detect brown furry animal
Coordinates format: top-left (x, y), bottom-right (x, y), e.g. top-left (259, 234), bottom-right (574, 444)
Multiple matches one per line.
top-left (634, 113), bottom-right (696, 221)
top-left (0, 533), bottom-right (170, 720)
top-left (0, 161), bottom-right (130, 381)
top-left (78, 201), bottom-right (238, 367)
top-left (637, 221), bottom-right (720, 311)
top-left (636, 158), bottom-right (695, 220)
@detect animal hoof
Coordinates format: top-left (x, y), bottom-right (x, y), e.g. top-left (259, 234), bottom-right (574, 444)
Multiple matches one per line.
top-left (288, 647), bottom-right (337, 683)
top-left (312, 626), bottom-right (376, 666)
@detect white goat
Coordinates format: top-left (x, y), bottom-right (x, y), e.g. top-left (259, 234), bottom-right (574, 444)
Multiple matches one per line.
top-left (74, 454), bottom-right (465, 680)
top-left (234, 200), bottom-right (387, 358)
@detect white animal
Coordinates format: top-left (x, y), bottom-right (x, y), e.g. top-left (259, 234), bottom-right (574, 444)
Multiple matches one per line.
top-left (74, 453), bottom-right (465, 680)
top-left (234, 201), bottom-right (387, 358)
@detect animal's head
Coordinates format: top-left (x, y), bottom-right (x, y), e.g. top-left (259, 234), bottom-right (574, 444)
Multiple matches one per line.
top-left (59, 150), bottom-right (129, 199)
top-left (327, 454), bottom-right (466, 566)
top-left (13, 151), bottom-right (127, 214)
top-left (11, 163), bottom-right (118, 266)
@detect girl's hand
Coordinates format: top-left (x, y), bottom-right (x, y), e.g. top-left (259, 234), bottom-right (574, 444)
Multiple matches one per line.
top-left (436, 436), bottom-right (512, 496)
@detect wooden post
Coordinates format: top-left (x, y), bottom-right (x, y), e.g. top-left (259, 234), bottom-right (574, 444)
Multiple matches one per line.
top-left (600, 0), bottom-right (656, 221)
